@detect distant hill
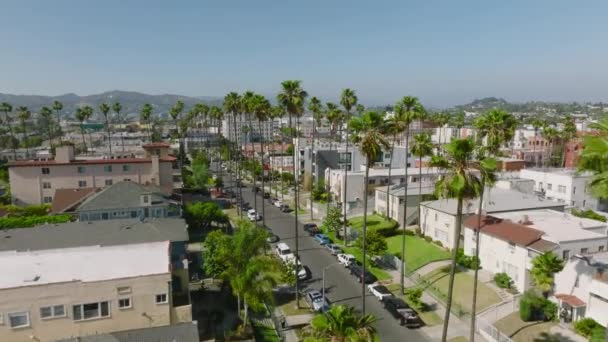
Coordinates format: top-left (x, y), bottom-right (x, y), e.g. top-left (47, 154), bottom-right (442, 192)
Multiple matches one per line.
top-left (454, 97), bottom-right (607, 118)
top-left (0, 90), bottom-right (223, 119)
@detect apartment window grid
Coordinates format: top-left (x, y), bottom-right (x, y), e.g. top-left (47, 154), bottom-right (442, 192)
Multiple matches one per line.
top-left (104, 165), bottom-right (113, 173)
top-left (122, 164), bottom-right (131, 172)
top-left (8, 311), bottom-right (29, 328)
top-left (105, 179), bottom-right (113, 186)
top-left (155, 293), bottom-right (168, 304)
top-left (562, 250), bottom-right (570, 260)
top-left (42, 182), bottom-right (51, 189)
top-left (40, 305), bottom-right (65, 319)
top-left (41, 167), bottom-right (50, 175)
top-left (557, 185), bottom-right (566, 194)
top-left (78, 180), bottom-right (87, 188)
top-left (118, 298), bottom-right (132, 309)
top-left (43, 196), bottom-right (52, 203)
top-left (72, 301), bottom-right (110, 321)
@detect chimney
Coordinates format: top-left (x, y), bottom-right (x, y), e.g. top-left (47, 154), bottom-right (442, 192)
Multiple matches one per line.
top-left (55, 145), bottom-right (75, 163)
top-left (519, 214), bottom-right (533, 225)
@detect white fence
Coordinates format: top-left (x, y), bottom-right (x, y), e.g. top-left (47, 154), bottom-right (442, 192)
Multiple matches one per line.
top-left (477, 318), bottom-right (514, 342)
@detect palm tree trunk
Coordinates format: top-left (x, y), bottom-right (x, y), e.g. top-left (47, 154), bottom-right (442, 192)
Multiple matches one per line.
top-left (106, 116), bottom-right (112, 155)
top-left (326, 129), bottom-right (333, 217)
top-left (5, 113), bottom-right (17, 160)
top-left (55, 112), bottom-right (62, 145)
top-left (418, 155), bottom-right (423, 230)
top-left (249, 117), bottom-right (258, 222)
top-left (233, 113), bottom-right (243, 218)
top-left (290, 112), bottom-right (301, 309)
top-left (259, 120), bottom-right (266, 227)
top-left (362, 158), bottom-right (371, 315)
top-left (400, 127), bottom-right (410, 294)
top-left (243, 300), bottom-right (249, 326)
top-left (121, 116), bottom-right (126, 153)
top-left (22, 122), bottom-right (29, 156)
top-left (342, 125), bottom-right (350, 247)
top-left (441, 196), bottom-right (464, 342)
top-left (237, 294), bottom-right (241, 319)
top-left (310, 119), bottom-right (316, 221)
top-left (80, 125), bottom-right (88, 152)
top-left (386, 135), bottom-right (396, 217)
top-left (470, 181), bottom-right (485, 342)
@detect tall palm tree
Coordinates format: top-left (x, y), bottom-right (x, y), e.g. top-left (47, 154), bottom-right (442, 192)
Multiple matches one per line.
top-left (39, 106), bottom-right (54, 145)
top-left (170, 100), bottom-right (185, 165)
top-left (75, 107), bottom-right (89, 152)
top-left (112, 102), bottom-right (124, 152)
top-left (308, 96), bottom-right (323, 221)
top-left (209, 106), bottom-right (223, 164)
top-left (82, 105), bottom-right (94, 149)
top-left (224, 92), bottom-right (244, 214)
top-left (560, 115), bottom-right (577, 167)
top-left (325, 103), bottom-right (343, 220)
top-left (140, 103), bottom-right (153, 142)
top-left (349, 111), bottom-right (389, 315)
top-left (307, 305), bottom-right (377, 342)
top-left (429, 138), bottom-right (485, 342)
top-left (99, 103), bottom-right (112, 155)
top-left (411, 132), bottom-right (433, 233)
top-left (277, 80), bottom-right (308, 306)
top-left (253, 94), bottom-right (271, 227)
top-left (542, 125), bottom-right (559, 168)
top-left (52, 100), bottom-right (63, 144)
top-left (17, 106), bottom-right (31, 155)
top-left (340, 89), bottom-right (358, 242)
top-left (0, 102), bottom-right (17, 160)
top-left (269, 106), bottom-right (284, 199)
top-left (395, 96), bottom-right (425, 295)
top-left (474, 109), bottom-right (517, 156)
top-left (531, 118), bottom-right (545, 167)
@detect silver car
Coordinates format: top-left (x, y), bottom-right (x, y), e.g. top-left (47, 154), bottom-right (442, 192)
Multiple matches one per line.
top-left (305, 290), bottom-right (330, 312)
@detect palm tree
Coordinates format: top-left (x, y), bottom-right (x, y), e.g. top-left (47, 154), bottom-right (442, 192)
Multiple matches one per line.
top-left (560, 115), bottom-right (577, 167)
top-left (411, 132), bottom-right (433, 233)
top-left (325, 103), bottom-right (343, 221)
top-left (170, 100), bottom-right (185, 165)
top-left (474, 109), bottom-right (517, 156)
top-left (75, 107), bottom-right (89, 152)
top-left (531, 118), bottom-right (545, 167)
top-left (356, 104), bottom-right (365, 116)
top-left (82, 105), bottom-right (95, 149)
top-left (252, 94), bottom-right (271, 227)
top-left (395, 96), bottom-right (425, 295)
top-left (140, 103), bottom-right (153, 142)
top-left (308, 97), bottom-right (323, 221)
top-left (429, 138), bottom-right (486, 341)
top-left (306, 305), bottom-right (377, 342)
top-left (0, 102), bottom-right (16, 160)
top-left (52, 100), bottom-right (63, 144)
top-left (340, 88), bottom-right (358, 243)
top-left (530, 251), bottom-right (565, 297)
top-left (17, 106), bottom-right (31, 155)
top-left (277, 80), bottom-right (308, 307)
top-left (578, 116), bottom-right (608, 197)
top-left (542, 125), bottom-right (559, 168)
top-left (269, 106), bottom-right (284, 199)
top-left (99, 103), bottom-right (112, 155)
top-left (39, 106), bottom-right (54, 145)
top-left (224, 92), bottom-right (244, 214)
top-left (112, 102), bottom-right (124, 152)
top-left (349, 111), bottom-right (389, 315)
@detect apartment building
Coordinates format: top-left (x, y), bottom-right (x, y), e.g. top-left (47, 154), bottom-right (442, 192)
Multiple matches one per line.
top-left (375, 182), bottom-right (436, 226)
top-left (420, 188), bottom-right (566, 250)
top-left (519, 168), bottom-right (607, 211)
top-left (8, 144), bottom-right (178, 205)
top-left (463, 210), bottom-right (608, 293)
top-left (221, 117), bottom-right (278, 144)
top-left (0, 242), bottom-right (181, 342)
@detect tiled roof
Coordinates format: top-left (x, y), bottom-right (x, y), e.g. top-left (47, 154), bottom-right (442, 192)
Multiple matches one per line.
top-left (8, 156), bottom-right (176, 167)
top-left (555, 294), bottom-right (586, 307)
top-left (464, 214), bottom-right (545, 246)
top-left (142, 142), bottom-right (171, 148)
top-left (527, 239), bottom-right (558, 252)
top-left (51, 188), bottom-right (99, 213)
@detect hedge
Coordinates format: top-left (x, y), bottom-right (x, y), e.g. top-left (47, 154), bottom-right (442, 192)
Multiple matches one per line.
top-left (519, 291), bottom-right (556, 322)
top-left (0, 215), bottom-right (72, 229)
top-left (574, 318), bottom-right (604, 338)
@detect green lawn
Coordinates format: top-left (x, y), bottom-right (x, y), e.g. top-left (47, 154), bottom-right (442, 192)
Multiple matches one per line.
top-left (494, 312), bottom-right (557, 342)
top-left (252, 321), bottom-right (279, 342)
top-left (386, 235), bottom-right (451, 272)
top-left (348, 214), bottom-right (396, 231)
top-left (421, 268), bottom-right (502, 314)
top-left (279, 298), bottom-right (311, 316)
top-left (447, 337), bottom-right (468, 342)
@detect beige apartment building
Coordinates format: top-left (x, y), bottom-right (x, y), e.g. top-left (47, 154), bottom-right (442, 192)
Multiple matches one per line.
top-left (0, 241), bottom-right (191, 342)
top-left (8, 143), bottom-right (178, 205)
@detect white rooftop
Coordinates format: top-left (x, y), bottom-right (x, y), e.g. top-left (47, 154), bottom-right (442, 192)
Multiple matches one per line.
top-left (521, 168), bottom-right (593, 177)
top-left (494, 209), bottom-right (608, 243)
top-left (0, 241), bottom-right (170, 290)
top-left (333, 167), bottom-right (445, 177)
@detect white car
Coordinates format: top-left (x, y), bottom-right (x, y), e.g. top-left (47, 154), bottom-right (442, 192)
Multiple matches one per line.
top-left (287, 258), bottom-right (308, 280)
top-left (337, 253), bottom-right (356, 267)
top-left (368, 283), bottom-right (393, 301)
top-left (275, 243), bottom-right (295, 263)
top-left (247, 209), bottom-right (261, 221)
top-left (274, 200), bottom-right (284, 208)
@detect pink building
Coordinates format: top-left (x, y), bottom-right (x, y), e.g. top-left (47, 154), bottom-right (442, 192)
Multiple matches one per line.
top-left (9, 143), bottom-right (177, 205)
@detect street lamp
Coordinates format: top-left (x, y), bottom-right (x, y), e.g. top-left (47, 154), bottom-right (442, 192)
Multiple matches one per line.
top-left (322, 262), bottom-right (341, 302)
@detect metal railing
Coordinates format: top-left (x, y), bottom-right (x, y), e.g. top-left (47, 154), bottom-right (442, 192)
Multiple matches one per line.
top-left (477, 317), bottom-right (513, 342)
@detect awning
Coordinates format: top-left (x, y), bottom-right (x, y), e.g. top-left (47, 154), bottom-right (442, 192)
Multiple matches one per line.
top-left (555, 294), bottom-right (586, 307)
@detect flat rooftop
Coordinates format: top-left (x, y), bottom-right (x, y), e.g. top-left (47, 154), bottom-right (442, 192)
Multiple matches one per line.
top-left (0, 241), bottom-right (169, 290)
top-left (494, 209), bottom-right (607, 243)
top-left (521, 168), bottom-right (593, 177)
top-left (333, 167), bottom-right (445, 177)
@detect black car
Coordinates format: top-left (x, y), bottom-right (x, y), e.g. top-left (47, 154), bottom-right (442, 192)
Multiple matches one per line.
top-left (349, 264), bottom-right (377, 284)
top-left (279, 204), bottom-right (291, 213)
top-left (303, 223), bottom-right (321, 236)
top-left (383, 297), bottom-right (421, 328)
top-left (253, 186), bottom-right (260, 193)
top-left (263, 192), bottom-right (271, 199)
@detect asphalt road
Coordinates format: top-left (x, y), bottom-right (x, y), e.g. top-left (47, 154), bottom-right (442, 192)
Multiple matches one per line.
top-left (219, 168), bottom-right (427, 342)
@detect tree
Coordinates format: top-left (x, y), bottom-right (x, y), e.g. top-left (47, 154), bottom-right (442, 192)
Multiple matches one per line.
top-left (531, 118), bottom-right (545, 167)
top-left (411, 132), bottom-right (434, 233)
top-left (17, 106), bottom-right (31, 153)
top-left (39, 106), bottom-right (54, 144)
top-left (432, 112), bottom-right (450, 146)
top-left (474, 109), bottom-right (518, 156)
top-left (530, 251), bottom-right (565, 297)
top-left (99, 103), bottom-right (112, 155)
top-left (308, 96), bottom-right (323, 220)
top-left (304, 305), bottom-right (377, 342)
top-left (52, 100), bottom-right (63, 144)
top-left (349, 111), bottom-right (389, 314)
top-left (277, 80), bottom-right (308, 306)
top-left (184, 157), bottom-right (211, 191)
top-left (578, 116), bottom-right (608, 198)
top-left (355, 228), bottom-right (387, 258)
top-left (325, 103), bottom-right (344, 233)
top-left (0, 102), bottom-right (17, 160)
top-left (340, 88), bottom-right (358, 247)
top-left (542, 125), bottom-right (559, 167)
top-left (251, 94), bottom-right (271, 226)
top-left (322, 205), bottom-right (342, 235)
top-left (139, 103), bottom-right (153, 141)
top-left (170, 100), bottom-right (186, 165)
top-left (429, 138), bottom-right (485, 342)
top-left (75, 107), bottom-right (90, 152)
top-left (202, 230), bottom-right (231, 277)
top-left (185, 201), bottom-right (228, 230)
top-left (280, 259), bottom-right (298, 287)
top-left (111, 102), bottom-right (124, 152)
top-left (224, 92), bottom-right (244, 217)
top-left (560, 115), bottom-right (577, 167)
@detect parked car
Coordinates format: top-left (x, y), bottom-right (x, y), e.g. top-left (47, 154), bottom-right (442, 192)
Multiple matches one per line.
top-left (304, 290), bottom-right (330, 312)
top-left (279, 204), bottom-right (290, 212)
top-left (263, 192), bottom-right (271, 199)
top-left (303, 223), bottom-right (321, 236)
top-left (271, 197), bottom-right (279, 204)
top-left (274, 200), bottom-right (284, 208)
top-left (349, 264), bottom-right (377, 284)
top-left (266, 234), bottom-right (280, 243)
top-left (368, 284), bottom-right (393, 301)
top-left (247, 209), bottom-right (262, 221)
top-left (325, 244), bottom-right (343, 255)
top-left (314, 234), bottom-right (331, 245)
top-left (275, 242), bottom-right (295, 263)
top-left (383, 297), bottom-right (421, 328)
top-left (253, 186), bottom-right (260, 193)
top-left (337, 254), bottom-right (356, 267)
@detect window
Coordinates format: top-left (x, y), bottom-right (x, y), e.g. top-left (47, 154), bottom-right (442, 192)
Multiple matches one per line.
top-left (338, 152), bottom-right (351, 164)
top-left (117, 286), bottom-right (132, 295)
top-left (562, 250), bottom-right (570, 260)
top-left (77, 166), bottom-right (86, 174)
top-left (581, 248), bottom-right (588, 254)
top-left (143, 195), bottom-right (149, 204)
top-left (368, 179), bottom-right (376, 185)
top-left (105, 179), bottom-right (113, 186)
top-left (384, 153), bottom-right (391, 159)
top-left (130, 211), bottom-right (138, 218)
top-left (42, 182), bottom-right (51, 189)
top-left (411, 177), bottom-right (418, 183)
top-left (78, 180), bottom-right (87, 187)
top-left (40, 305), bottom-right (65, 319)
top-left (104, 165), bottom-right (113, 172)
top-left (41, 167), bottom-right (50, 175)
top-left (122, 165), bottom-right (131, 172)
top-left (547, 183), bottom-right (552, 190)
top-left (600, 245), bottom-right (605, 252)
top-left (558, 185), bottom-right (566, 193)
top-left (72, 301), bottom-right (110, 321)
top-left (118, 298), bottom-right (132, 310)
top-left (124, 178), bottom-right (131, 182)
top-left (155, 294), bottom-right (168, 304)
top-left (43, 196), bottom-right (52, 203)
top-left (8, 312), bottom-right (29, 328)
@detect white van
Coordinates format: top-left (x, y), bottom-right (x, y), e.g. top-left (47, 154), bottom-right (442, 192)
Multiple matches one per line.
top-left (275, 242), bottom-right (295, 263)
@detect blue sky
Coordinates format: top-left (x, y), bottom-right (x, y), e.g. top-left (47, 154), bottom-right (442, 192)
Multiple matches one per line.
top-left (1, 0), bottom-right (607, 107)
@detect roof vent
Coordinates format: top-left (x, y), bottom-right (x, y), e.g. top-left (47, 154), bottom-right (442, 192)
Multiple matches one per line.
top-left (24, 275), bottom-right (40, 282)
top-left (519, 215), bottom-right (533, 225)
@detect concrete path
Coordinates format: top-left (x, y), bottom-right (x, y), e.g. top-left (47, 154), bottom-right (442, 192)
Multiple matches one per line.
top-left (549, 325), bottom-right (587, 342)
top-left (415, 259), bottom-right (452, 277)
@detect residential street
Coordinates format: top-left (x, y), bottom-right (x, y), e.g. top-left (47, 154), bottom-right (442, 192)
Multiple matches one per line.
top-left (220, 168), bottom-right (427, 341)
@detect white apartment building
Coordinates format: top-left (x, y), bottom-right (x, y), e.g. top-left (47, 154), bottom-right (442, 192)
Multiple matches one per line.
top-left (554, 253), bottom-right (608, 327)
top-left (221, 117), bottom-right (278, 143)
top-left (463, 210), bottom-right (608, 293)
top-left (519, 168), bottom-right (607, 211)
top-left (375, 183), bottom-right (436, 227)
top-left (420, 188), bottom-right (566, 250)
top-left (0, 242), bottom-right (184, 342)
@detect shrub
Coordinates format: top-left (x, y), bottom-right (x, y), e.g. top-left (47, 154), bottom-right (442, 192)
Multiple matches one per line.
top-left (519, 291), bottom-right (557, 322)
top-left (456, 248), bottom-right (481, 270)
top-left (424, 236), bottom-right (433, 242)
top-left (414, 227), bottom-right (422, 236)
top-left (433, 240), bottom-right (443, 247)
top-left (542, 300), bottom-right (557, 321)
top-left (494, 272), bottom-right (513, 289)
top-left (404, 230), bottom-right (414, 236)
top-left (519, 298), bottom-right (533, 321)
top-left (0, 214), bottom-right (72, 229)
top-left (590, 326), bottom-right (606, 341)
top-left (575, 318), bottom-right (603, 338)
top-left (406, 288), bottom-right (423, 309)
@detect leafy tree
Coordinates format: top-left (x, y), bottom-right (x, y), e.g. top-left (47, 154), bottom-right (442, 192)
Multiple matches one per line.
top-left (406, 288), bottom-right (423, 309)
top-left (185, 202), bottom-right (228, 230)
top-left (280, 260), bottom-right (297, 287)
top-left (184, 157), bottom-right (211, 191)
top-left (304, 305), bottom-right (377, 342)
top-left (0, 102), bottom-right (17, 159)
top-left (312, 180), bottom-right (327, 202)
top-left (99, 103), bottom-right (112, 154)
top-left (355, 228), bottom-right (387, 258)
top-left (285, 143), bottom-right (294, 155)
top-left (202, 230), bottom-right (231, 277)
top-left (411, 132), bottom-right (434, 231)
top-left (474, 109), bottom-right (518, 155)
top-left (322, 205), bottom-right (342, 235)
top-left (578, 116), bottom-right (608, 198)
top-left (530, 251), bottom-right (565, 297)
top-left (17, 106), bottom-right (31, 155)
top-left (571, 208), bottom-right (607, 222)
